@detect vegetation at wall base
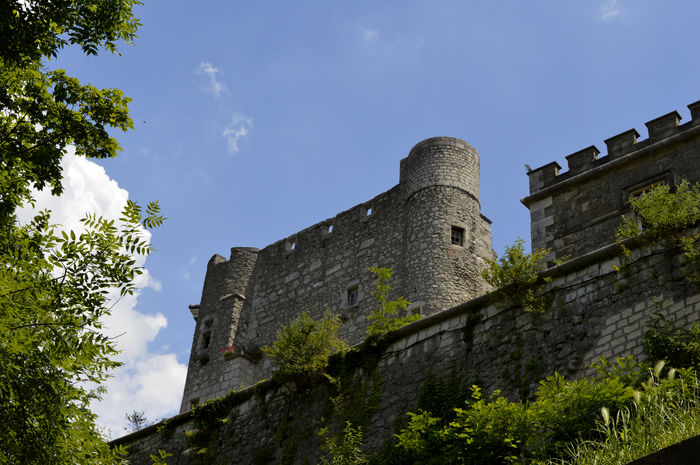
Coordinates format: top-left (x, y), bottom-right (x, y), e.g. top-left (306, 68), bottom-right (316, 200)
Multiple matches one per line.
top-left (319, 421), bottom-right (368, 465)
top-left (481, 238), bottom-right (551, 313)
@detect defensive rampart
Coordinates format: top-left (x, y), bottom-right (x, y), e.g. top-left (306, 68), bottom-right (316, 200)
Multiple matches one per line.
top-left (115, 237), bottom-right (700, 464)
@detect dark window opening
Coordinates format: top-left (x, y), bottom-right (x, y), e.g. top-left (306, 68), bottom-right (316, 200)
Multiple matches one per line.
top-left (201, 331), bottom-right (211, 349)
top-left (451, 226), bottom-right (464, 246)
top-left (201, 320), bottom-right (213, 349)
top-left (347, 286), bottom-right (358, 307)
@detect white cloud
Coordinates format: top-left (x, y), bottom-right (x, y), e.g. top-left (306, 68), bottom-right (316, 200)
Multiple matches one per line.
top-left (358, 28), bottom-right (424, 56)
top-left (361, 28), bottom-right (380, 44)
top-left (601, 0), bottom-right (621, 20)
top-left (222, 114), bottom-right (254, 155)
top-left (16, 150), bottom-right (186, 437)
top-left (196, 61), bottom-right (230, 98)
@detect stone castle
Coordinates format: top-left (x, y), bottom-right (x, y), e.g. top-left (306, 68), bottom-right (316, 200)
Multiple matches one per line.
top-left (180, 136), bottom-right (496, 411)
top-left (118, 99), bottom-right (700, 464)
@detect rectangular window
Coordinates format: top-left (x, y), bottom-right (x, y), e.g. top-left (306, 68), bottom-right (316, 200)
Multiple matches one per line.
top-left (451, 226), bottom-right (464, 246)
top-left (347, 286), bottom-right (358, 307)
top-left (201, 319), bottom-right (213, 349)
top-left (201, 331), bottom-right (211, 349)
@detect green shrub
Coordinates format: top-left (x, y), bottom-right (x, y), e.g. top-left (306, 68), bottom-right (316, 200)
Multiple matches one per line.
top-left (480, 238), bottom-right (551, 313)
top-left (366, 267), bottom-right (420, 336)
top-left (319, 421), bottom-right (368, 465)
top-left (530, 373), bottom-right (634, 459)
top-left (263, 311), bottom-right (346, 378)
top-left (449, 386), bottom-right (532, 465)
top-left (394, 386), bottom-right (531, 465)
top-left (643, 313), bottom-right (700, 371)
top-left (563, 365), bottom-right (700, 465)
top-left (616, 180), bottom-right (700, 262)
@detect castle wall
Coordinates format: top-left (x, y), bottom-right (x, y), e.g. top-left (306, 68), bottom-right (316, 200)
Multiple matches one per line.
top-left (179, 137), bottom-right (495, 412)
top-left (116, 238), bottom-right (700, 465)
top-left (523, 100), bottom-right (700, 261)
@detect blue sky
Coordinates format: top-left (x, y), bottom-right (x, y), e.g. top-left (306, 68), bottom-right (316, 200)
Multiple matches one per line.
top-left (35, 0), bottom-right (700, 434)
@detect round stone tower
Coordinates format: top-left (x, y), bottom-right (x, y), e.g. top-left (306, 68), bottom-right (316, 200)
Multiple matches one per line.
top-left (399, 137), bottom-right (493, 315)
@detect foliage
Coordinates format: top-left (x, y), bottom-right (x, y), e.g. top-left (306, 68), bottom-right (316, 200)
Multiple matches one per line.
top-left (616, 180), bottom-right (700, 261)
top-left (480, 238), bottom-right (551, 313)
top-left (643, 313), bottom-right (700, 371)
top-left (263, 311), bottom-right (347, 378)
top-left (0, 201), bottom-right (162, 464)
top-left (319, 421), bottom-right (368, 465)
top-left (0, 0), bottom-right (140, 226)
top-left (149, 449), bottom-right (172, 465)
top-left (392, 359), bottom-right (641, 465)
top-left (562, 366), bottom-right (700, 465)
top-left (125, 409), bottom-right (151, 432)
top-left (530, 373), bottom-right (633, 459)
top-left (1, 0), bottom-right (141, 65)
top-left (394, 386), bottom-right (531, 465)
top-left (0, 2), bottom-right (155, 462)
top-left (366, 267), bottom-right (420, 336)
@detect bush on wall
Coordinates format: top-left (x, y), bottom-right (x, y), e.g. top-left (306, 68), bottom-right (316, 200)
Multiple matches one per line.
top-left (263, 311), bottom-right (346, 378)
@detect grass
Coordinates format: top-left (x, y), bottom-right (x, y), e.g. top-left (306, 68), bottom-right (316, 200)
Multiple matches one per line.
top-left (555, 369), bottom-right (700, 465)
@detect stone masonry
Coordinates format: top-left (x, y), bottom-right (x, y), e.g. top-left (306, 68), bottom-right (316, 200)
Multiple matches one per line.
top-left (523, 100), bottom-right (700, 262)
top-left (114, 99), bottom-right (700, 464)
top-left (180, 137), bottom-right (496, 412)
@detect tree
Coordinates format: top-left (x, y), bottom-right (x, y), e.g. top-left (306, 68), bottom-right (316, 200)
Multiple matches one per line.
top-left (125, 410), bottom-right (151, 433)
top-left (0, 0), bottom-right (141, 227)
top-left (366, 267), bottom-right (419, 336)
top-left (0, 201), bottom-right (163, 463)
top-left (0, 1), bottom-right (149, 463)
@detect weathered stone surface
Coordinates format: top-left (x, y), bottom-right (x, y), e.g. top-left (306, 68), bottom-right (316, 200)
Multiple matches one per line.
top-left (114, 101), bottom-right (700, 464)
top-left (523, 101), bottom-right (700, 261)
top-left (115, 239), bottom-right (700, 464)
top-left (180, 137), bottom-right (496, 411)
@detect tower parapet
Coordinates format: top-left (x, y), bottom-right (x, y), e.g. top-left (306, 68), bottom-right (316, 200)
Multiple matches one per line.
top-left (522, 99), bottom-right (700, 261)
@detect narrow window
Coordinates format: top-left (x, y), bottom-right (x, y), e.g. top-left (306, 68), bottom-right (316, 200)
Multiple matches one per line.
top-left (286, 238), bottom-right (296, 251)
top-left (190, 398), bottom-right (200, 409)
top-left (451, 226), bottom-right (464, 246)
top-left (347, 285), bottom-right (359, 307)
top-left (328, 224), bottom-right (333, 233)
top-left (201, 319), bottom-right (213, 349)
top-left (201, 331), bottom-right (211, 349)
top-left (366, 207), bottom-right (372, 216)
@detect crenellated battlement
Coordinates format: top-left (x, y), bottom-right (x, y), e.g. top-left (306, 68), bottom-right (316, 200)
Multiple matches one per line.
top-left (523, 99), bottom-right (700, 261)
top-left (526, 100), bottom-right (700, 195)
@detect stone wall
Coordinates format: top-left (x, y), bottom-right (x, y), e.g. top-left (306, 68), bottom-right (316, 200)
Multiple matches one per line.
top-left (116, 237), bottom-right (700, 464)
top-left (523, 99), bottom-right (700, 262)
top-left (179, 137), bottom-right (496, 412)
